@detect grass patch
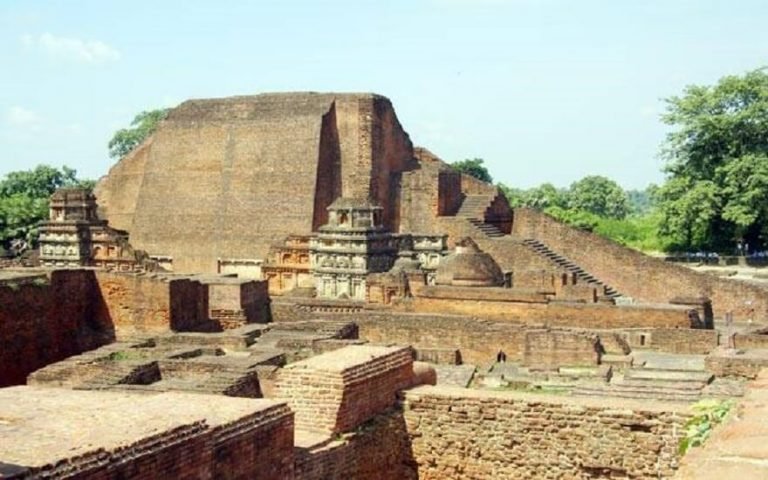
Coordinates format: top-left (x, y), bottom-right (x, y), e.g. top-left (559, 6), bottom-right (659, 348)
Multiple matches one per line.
top-left (679, 399), bottom-right (733, 455)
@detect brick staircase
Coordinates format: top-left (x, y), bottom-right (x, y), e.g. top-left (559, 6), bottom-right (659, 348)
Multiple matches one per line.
top-left (450, 196), bottom-right (622, 300)
top-left (467, 218), bottom-right (505, 238)
top-left (572, 367), bottom-right (713, 402)
top-left (521, 238), bottom-right (621, 298)
top-left (456, 194), bottom-right (496, 219)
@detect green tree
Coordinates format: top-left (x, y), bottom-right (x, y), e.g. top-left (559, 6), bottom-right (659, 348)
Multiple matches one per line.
top-left (658, 68), bottom-right (768, 251)
top-left (0, 165), bottom-right (92, 249)
top-left (108, 108), bottom-right (169, 159)
top-left (524, 183), bottom-right (568, 210)
top-left (0, 165), bottom-right (79, 198)
top-left (451, 158), bottom-right (493, 183)
top-left (568, 175), bottom-right (630, 219)
top-left (626, 184), bottom-right (658, 215)
top-left (497, 183), bottom-right (526, 207)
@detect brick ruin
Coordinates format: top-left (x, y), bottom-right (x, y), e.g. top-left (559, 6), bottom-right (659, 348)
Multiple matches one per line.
top-left (3, 91), bottom-right (768, 478)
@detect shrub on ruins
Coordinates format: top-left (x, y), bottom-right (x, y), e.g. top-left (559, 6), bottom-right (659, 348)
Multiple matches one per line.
top-left (656, 68), bottom-right (768, 252)
top-left (108, 108), bottom-right (169, 159)
top-left (679, 399), bottom-right (733, 455)
top-left (0, 165), bottom-right (92, 251)
top-left (451, 158), bottom-right (493, 183)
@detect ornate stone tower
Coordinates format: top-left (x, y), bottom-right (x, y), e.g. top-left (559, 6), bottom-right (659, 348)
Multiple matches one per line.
top-left (38, 189), bottom-right (103, 267)
top-left (39, 188), bottom-right (141, 270)
top-left (310, 198), bottom-right (398, 300)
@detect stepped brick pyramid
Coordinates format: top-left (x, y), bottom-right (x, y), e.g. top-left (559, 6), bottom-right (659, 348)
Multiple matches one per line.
top-left (95, 93), bottom-right (415, 273)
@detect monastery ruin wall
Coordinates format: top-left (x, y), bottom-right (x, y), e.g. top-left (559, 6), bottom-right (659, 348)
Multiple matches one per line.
top-left (512, 208), bottom-right (768, 321)
top-left (401, 386), bottom-right (690, 480)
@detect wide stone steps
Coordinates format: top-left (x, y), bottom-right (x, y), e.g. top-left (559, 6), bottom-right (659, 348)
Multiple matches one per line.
top-left (619, 378), bottom-right (705, 391)
top-left (572, 366), bottom-right (713, 402)
top-left (572, 383), bottom-right (702, 402)
top-left (77, 362), bottom-right (153, 389)
top-left (468, 218), bottom-right (506, 238)
top-left (624, 368), bottom-right (713, 383)
top-left (456, 194), bottom-right (495, 218)
top-left (521, 238), bottom-right (621, 298)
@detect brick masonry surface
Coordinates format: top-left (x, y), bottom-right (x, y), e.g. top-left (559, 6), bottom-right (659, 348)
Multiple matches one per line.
top-left (402, 385), bottom-right (691, 480)
top-left (275, 345), bottom-right (414, 435)
top-left (95, 93), bottom-right (416, 273)
top-left (0, 386), bottom-right (294, 480)
top-left (0, 271), bottom-right (112, 386)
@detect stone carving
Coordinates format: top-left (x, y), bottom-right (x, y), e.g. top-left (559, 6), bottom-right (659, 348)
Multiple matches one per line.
top-left (311, 198), bottom-right (397, 301)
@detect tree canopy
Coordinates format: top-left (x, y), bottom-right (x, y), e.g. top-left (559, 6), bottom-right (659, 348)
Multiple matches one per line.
top-left (656, 68), bottom-right (768, 251)
top-left (0, 165), bottom-right (93, 251)
top-left (568, 175), bottom-right (630, 219)
top-left (451, 158), bottom-right (493, 183)
top-left (108, 108), bottom-right (169, 159)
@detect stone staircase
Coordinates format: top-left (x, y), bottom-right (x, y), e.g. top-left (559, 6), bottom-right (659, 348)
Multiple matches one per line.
top-left (456, 194), bottom-right (496, 219)
top-left (572, 367), bottom-right (714, 402)
top-left (521, 238), bottom-right (621, 298)
top-left (467, 218), bottom-right (505, 238)
top-left (450, 197), bottom-right (622, 300)
top-left (77, 361), bottom-right (160, 389)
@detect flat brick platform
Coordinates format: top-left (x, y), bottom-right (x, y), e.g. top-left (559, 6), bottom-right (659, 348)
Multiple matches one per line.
top-left (0, 386), bottom-right (294, 479)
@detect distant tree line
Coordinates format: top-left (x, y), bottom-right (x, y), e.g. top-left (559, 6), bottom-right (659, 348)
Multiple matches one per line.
top-left (451, 67), bottom-right (768, 254)
top-left (0, 109), bottom-right (167, 256)
top-left (0, 165), bottom-right (94, 255)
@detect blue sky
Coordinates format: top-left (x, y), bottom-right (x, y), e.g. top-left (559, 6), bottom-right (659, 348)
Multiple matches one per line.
top-left (0, 0), bottom-right (766, 189)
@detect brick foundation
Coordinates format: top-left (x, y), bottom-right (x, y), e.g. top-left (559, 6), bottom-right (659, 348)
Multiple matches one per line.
top-left (275, 345), bottom-right (414, 435)
top-left (402, 386), bottom-right (690, 479)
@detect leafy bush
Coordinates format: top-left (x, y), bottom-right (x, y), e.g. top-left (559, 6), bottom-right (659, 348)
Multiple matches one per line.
top-left (679, 399), bottom-right (733, 455)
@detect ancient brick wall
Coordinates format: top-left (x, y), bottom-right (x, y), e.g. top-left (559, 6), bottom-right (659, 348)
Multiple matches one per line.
top-left (705, 350), bottom-right (768, 379)
top-left (272, 301), bottom-right (700, 363)
top-left (523, 330), bottom-right (600, 369)
top-left (734, 333), bottom-right (768, 349)
top-left (0, 271), bottom-right (114, 387)
top-left (630, 328), bottom-right (720, 354)
top-left (209, 404), bottom-right (295, 479)
top-left (94, 271), bottom-right (210, 333)
top-left (438, 171), bottom-right (462, 216)
top-left (242, 279), bottom-right (270, 323)
top-left (406, 287), bottom-right (692, 329)
top-left (459, 172), bottom-right (497, 196)
top-left (206, 279), bottom-right (270, 324)
top-left (294, 408), bottom-right (416, 480)
top-left (402, 386), bottom-right (690, 480)
top-left (313, 101), bottom-right (343, 230)
top-left (399, 148), bottom-right (449, 234)
top-left (483, 192), bottom-right (513, 234)
top-left (511, 208), bottom-right (768, 321)
top-left (357, 313), bottom-right (527, 365)
top-left (370, 96), bottom-right (416, 232)
top-left (275, 345), bottom-right (414, 435)
top-left (353, 312), bottom-right (597, 367)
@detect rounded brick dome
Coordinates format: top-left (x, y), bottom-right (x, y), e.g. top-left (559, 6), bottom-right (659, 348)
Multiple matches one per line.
top-left (435, 238), bottom-right (504, 287)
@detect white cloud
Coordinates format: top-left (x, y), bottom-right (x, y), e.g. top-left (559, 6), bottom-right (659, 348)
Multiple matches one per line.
top-left (5, 106), bottom-right (40, 127)
top-left (21, 32), bottom-right (120, 63)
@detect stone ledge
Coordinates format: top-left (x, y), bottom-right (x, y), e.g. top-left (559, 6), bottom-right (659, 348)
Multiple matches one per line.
top-left (404, 385), bottom-right (692, 414)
